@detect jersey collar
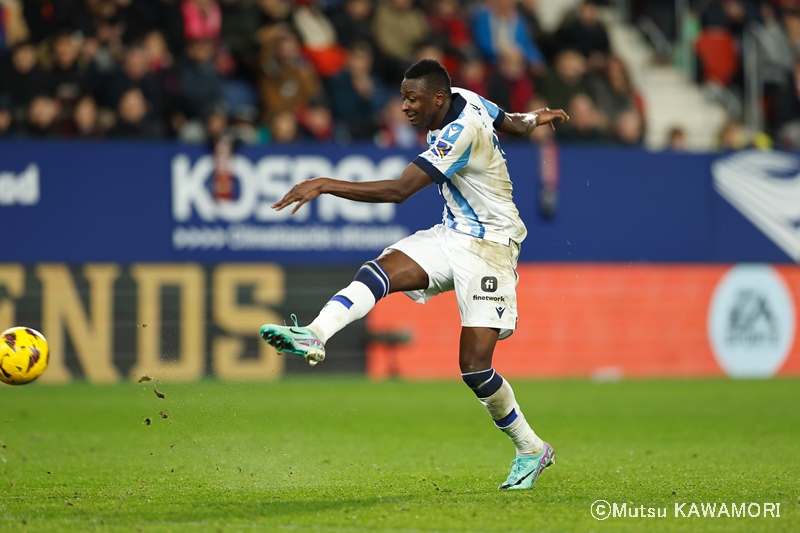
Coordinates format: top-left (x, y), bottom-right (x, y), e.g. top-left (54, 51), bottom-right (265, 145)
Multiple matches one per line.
top-left (436, 92), bottom-right (466, 131)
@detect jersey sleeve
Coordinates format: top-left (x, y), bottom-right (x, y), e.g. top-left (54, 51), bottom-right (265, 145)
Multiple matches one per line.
top-left (477, 95), bottom-right (507, 129)
top-left (412, 120), bottom-right (476, 185)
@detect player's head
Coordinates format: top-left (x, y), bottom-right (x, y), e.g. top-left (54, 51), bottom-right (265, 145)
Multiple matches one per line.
top-left (400, 59), bottom-right (452, 130)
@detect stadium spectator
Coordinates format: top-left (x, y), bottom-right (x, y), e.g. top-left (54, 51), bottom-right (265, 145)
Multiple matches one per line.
top-left (219, 0), bottom-right (260, 72)
top-left (781, 8), bottom-right (800, 60)
top-left (0, 0), bottom-right (660, 146)
top-left (666, 126), bottom-right (687, 151)
top-left (296, 99), bottom-right (334, 142)
top-left (181, 0), bottom-right (222, 41)
top-left (537, 49), bottom-right (589, 112)
top-left (116, 0), bottom-right (160, 44)
top-left (588, 55), bottom-right (645, 130)
top-left (472, 0), bottom-right (545, 73)
top-left (753, 5), bottom-right (795, 85)
top-left (716, 119), bottom-right (746, 150)
top-left (415, 41), bottom-right (446, 64)
top-left (143, 30), bottom-right (174, 74)
top-left (22, 0), bottom-right (92, 44)
top-left (256, 0), bottom-right (292, 28)
top-left (63, 94), bottom-right (105, 138)
top-left (108, 87), bottom-right (163, 138)
top-left (455, 56), bottom-right (489, 97)
top-left (149, 0), bottom-right (185, 56)
top-left (612, 109), bottom-right (643, 145)
top-left (204, 103), bottom-right (229, 142)
top-left (517, 0), bottom-right (553, 62)
top-left (426, 0), bottom-right (476, 73)
top-left (269, 109), bottom-right (299, 142)
top-left (50, 30), bottom-right (88, 114)
top-left (328, 0), bottom-right (374, 50)
top-left (84, 16), bottom-right (126, 75)
top-left (23, 94), bottom-right (60, 138)
top-left (371, 0), bottom-right (429, 83)
top-left (179, 37), bottom-right (224, 120)
top-left (0, 94), bottom-right (14, 137)
top-left (556, 93), bottom-right (609, 144)
top-left (554, 0), bottom-right (610, 70)
top-left (98, 42), bottom-right (163, 116)
top-left (291, 0), bottom-right (347, 77)
top-left (326, 41), bottom-right (386, 140)
top-left (374, 95), bottom-right (421, 148)
top-left (0, 0), bottom-right (30, 53)
top-left (228, 104), bottom-right (261, 144)
top-left (487, 46), bottom-right (536, 113)
top-left (2, 41), bottom-right (53, 121)
top-left (256, 25), bottom-right (322, 123)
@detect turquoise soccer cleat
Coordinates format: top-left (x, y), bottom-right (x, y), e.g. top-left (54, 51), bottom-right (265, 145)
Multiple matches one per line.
top-left (259, 314), bottom-right (326, 366)
top-left (498, 442), bottom-right (556, 490)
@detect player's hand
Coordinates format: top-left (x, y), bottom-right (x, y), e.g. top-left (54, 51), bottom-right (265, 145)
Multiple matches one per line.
top-left (534, 108), bottom-right (569, 131)
top-left (272, 178), bottom-right (326, 214)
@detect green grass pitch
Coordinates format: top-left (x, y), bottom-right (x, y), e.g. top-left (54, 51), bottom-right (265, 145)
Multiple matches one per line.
top-left (0, 378), bottom-right (798, 532)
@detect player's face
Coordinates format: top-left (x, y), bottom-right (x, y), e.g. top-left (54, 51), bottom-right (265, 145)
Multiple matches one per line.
top-left (400, 78), bottom-right (444, 129)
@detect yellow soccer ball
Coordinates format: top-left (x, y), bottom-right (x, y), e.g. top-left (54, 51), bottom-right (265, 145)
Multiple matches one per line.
top-left (0, 327), bottom-right (49, 385)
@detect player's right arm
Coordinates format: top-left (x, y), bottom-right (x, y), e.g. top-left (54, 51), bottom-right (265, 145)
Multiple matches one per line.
top-left (271, 163), bottom-right (434, 214)
top-left (498, 108), bottom-right (570, 137)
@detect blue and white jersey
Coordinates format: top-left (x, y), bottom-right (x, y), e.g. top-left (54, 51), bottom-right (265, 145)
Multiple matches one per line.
top-left (413, 87), bottom-right (527, 246)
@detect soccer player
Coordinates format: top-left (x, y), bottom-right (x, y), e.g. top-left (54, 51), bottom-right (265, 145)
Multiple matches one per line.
top-left (261, 59), bottom-right (568, 490)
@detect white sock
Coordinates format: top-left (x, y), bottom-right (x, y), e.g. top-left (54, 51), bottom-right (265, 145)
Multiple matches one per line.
top-left (308, 281), bottom-right (377, 343)
top-left (462, 368), bottom-right (544, 456)
top-left (501, 411), bottom-right (544, 456)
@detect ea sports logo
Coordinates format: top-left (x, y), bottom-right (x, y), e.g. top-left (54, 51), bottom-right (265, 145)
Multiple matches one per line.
top-left (708, 265), bottom-right (795, 378)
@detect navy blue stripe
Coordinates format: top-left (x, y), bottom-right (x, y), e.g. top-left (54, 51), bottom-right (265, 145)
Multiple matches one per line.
top-left (365, 261), bottom-right (390, 296)
top-left (493, 108), bottom-right (506, 129)
top-left (330, 295), bottom-right (353, 309)
top-left (474, 371), bottom-right (503, 399)
top-left (413, 157), bottom-right (447, 185)
top-left (440, 93), bottom-right (467, 129)
top-left (495, 408), bottom-right (518, 429)
top-left (462, 368), bottom-right (493, 389)
top-left (354, 266), bottom-right (386, 302)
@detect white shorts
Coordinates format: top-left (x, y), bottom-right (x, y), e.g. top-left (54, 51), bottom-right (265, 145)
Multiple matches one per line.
top-left (386, 224), bottom-right (520, 340)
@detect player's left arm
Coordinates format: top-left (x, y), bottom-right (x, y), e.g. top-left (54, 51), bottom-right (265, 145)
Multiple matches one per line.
top-left (497, 108), bottom-right (570, 137)
top-left (272, 163), bottom-right (434, 214)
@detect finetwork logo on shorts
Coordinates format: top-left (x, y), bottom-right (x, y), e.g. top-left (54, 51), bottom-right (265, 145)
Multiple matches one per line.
top-left (707, 264), bottom-right (795, 378)
top-left (481, 276), bottom-right (498, 292)
top-left (712, 150), bottom-right (800, 261)
top-left (472, 295), bottom-right (504, 302)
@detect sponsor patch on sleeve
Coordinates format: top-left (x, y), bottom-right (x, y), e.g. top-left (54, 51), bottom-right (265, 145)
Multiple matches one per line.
top-left (427, 139), bottom-right (454, 159)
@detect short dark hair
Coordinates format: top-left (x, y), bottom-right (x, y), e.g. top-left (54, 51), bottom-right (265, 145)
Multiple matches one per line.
top-left (404, 59), bottom-right (451, 97)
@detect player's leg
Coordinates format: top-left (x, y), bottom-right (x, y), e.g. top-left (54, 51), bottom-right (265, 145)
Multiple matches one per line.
top-left (305, 249), bottom-right (428, 342)
top-left (260, 249), bottom-right (429, 366)
top-left (458, 327), bottom-right (553, 490)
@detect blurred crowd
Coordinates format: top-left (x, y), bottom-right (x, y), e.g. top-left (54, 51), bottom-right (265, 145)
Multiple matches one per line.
top-left (0, 0), bottom-right (647, 146)
top-left (636, 0), bottom-right (800, 150)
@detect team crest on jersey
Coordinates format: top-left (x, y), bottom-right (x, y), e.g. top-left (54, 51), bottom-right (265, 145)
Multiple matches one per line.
top-left (429, 139), bottom-right (454, 159)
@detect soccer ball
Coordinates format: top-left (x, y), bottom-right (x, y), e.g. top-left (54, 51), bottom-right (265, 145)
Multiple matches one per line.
top-left (0, 327), bottom-right (49, 385)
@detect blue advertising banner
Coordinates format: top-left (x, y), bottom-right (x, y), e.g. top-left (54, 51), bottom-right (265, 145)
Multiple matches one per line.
top-left (0, 142), bottom-right (797, 264)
